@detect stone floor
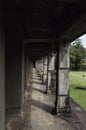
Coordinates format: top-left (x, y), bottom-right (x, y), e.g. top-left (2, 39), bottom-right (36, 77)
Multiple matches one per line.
top-left (6, 68), bottom-right (86, 130)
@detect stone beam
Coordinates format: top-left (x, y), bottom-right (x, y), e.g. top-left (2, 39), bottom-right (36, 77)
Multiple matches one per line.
top-left (23, 39), bottom-right (49, 43)
top-left (55, 0), bottom-right (86, 5)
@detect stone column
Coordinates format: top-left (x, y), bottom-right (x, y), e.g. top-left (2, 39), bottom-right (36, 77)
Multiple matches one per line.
top-left (36, 59), bottom-right (43, 80)
top-left (47, 53), bottom-right (56, 94)
top-left (43, 57), bottom-right (48, 85)
top-left (0, 19), bottom-right (5, 130)
top-left (21, 43), bottom-right (25, 116)
top-left (40, 58), bottom-right (43, 82)
top-left (43, 57), bottom-right (44, 83)
top-left (5, 15), bottom-right (23, 114)
top-left (26, 55), bottom-right (32, 85)
top-left (58, 43), bottom-right (70, 113)
top-left (45, 54), bottom-right (49, 94)
top-left (53, 43), bottom-right (70, 114)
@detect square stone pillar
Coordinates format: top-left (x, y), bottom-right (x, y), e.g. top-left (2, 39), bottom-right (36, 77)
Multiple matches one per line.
top-left (45, 55), bottom-right (49, 94)
top-left (53, 43), bottom-right (70, 114)
top-left (58, 43), bottom-right (70, 113)
top-left (21, 43), bottom-right (25, 116)
top-left (43, 57), bottom-right (48, 84)
top-left (26, 55), bottom-right (32, 84)
top-left (0, 4), bottom-right (5, 128)
top-left (5, 23), bottom-right (23, 115)
top-left (36, 59), bottom-right (43, 80)
top-left (0, 25), bottom-right (5, 130)
top-left (47, 53), bottom-right (56, 94)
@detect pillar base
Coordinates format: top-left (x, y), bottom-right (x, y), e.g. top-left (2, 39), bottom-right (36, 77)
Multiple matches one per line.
top-left (51, 106), bottom-right (71, 115)
top-left (57, 106), bottom-right (71, 114)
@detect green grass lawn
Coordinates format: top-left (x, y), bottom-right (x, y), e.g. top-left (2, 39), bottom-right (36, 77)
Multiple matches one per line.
top-left (70, 71), bottom-right (86, 110)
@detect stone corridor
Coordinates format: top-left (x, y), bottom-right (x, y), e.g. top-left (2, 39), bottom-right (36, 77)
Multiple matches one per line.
top-left (6, 68), bottom-right (86, 130)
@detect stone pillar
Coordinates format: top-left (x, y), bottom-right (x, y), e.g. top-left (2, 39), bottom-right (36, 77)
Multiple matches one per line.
top-left (43, 57), bottom-right (48, 85)
top-left (36, 59), bottom-right (43, 79)
top-left (53, 43), bottom-right (70, 114)
top-left (26, 55), bottom-right (32, 84)
top-left (0, 16), bottom-right (5, 130)
top-left (21, 43), bottom-right (25, 116)
top-left (39, 58), bottom-right (43, 82)
top-left (45, 54), bottom-right (49, 94)
top-left (42, 57), bottom-right (44, 83)
top-left (26, 53), bottom-right (32, 88)
top-left (36, 61), bottom-right (38, 74)
top-left (47, 53), bottom-right (56, 94)
top-left (5, 42), bottom-right (22, 110)
top-left (5, 14), bottom-right (23, 114)
top-left (47, 55), bottom-right (51, 92)
top-left (58, 43), bottom-right (70, 113)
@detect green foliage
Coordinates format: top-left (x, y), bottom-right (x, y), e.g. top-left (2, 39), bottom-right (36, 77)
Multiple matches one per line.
top-left (70, 38), bottom-right (86, 71)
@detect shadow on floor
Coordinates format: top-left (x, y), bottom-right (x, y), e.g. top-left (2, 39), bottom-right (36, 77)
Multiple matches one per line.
top-left (32, 87), bottom-right (45, 94)
top-left (31, 99), bottom-right (54, 114)
top-left (31, 74), bottom-right (40, 78)
top-left (32, 77), bottom-right (41, 80)
top-left (32, 81), bottom-right (42, 85)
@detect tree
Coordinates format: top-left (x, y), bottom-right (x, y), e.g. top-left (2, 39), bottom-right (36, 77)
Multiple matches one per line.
top-left (70, 38), bottom-right (86, 71)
